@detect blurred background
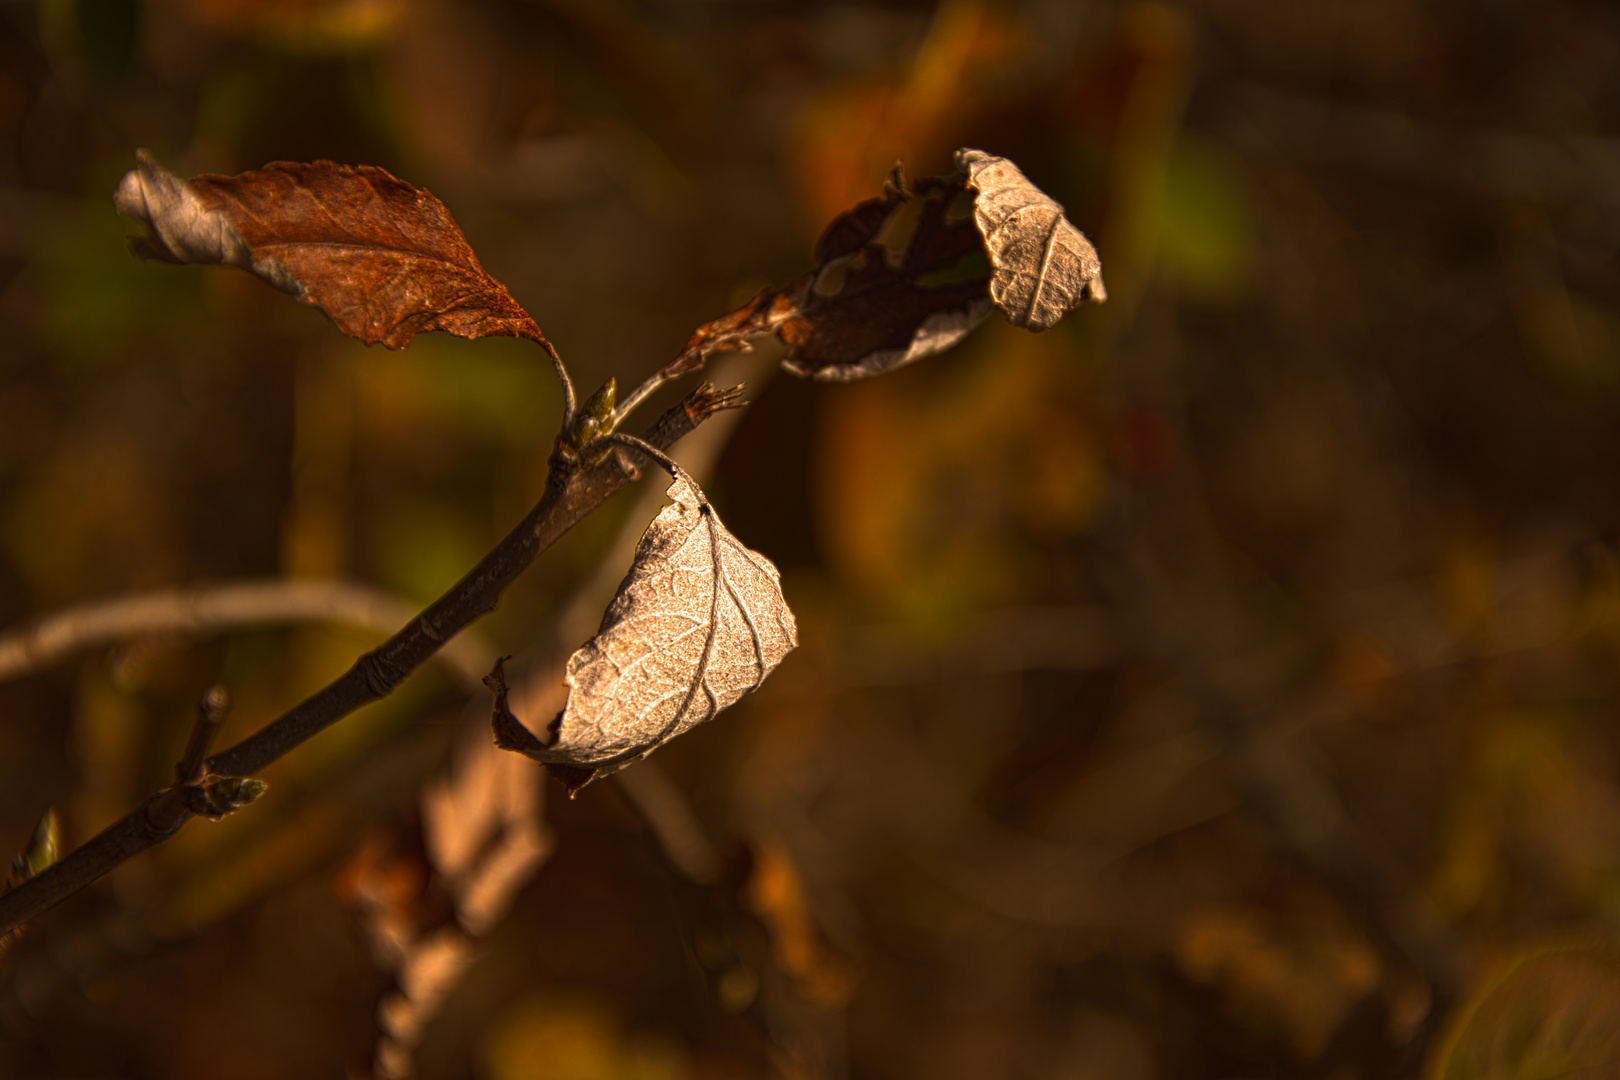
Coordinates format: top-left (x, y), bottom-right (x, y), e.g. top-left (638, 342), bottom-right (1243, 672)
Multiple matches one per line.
top-left (3, 0), bottom-right (1620, 1077)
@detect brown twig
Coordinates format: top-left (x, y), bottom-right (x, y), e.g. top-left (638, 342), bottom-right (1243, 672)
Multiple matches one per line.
top-left (0, 383), bottom-right (740, 938)
top-left (144, 686), bottom-right (244, 836)
top-left (0, 579), bottom-right (490, 690)
top-left (175, 685), bottom-right (229, 786)
top-left (48, 687), bottom-right (243, 895)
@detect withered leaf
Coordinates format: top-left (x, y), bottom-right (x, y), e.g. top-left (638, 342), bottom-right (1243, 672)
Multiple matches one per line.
top-left (491, 474), bottom-right (796, 792)
top-left (956, 148), bottom-right (1106, 329)
top-left (783, 163), bottom-right (1001, 380)
top-left (665, 165), bottom-right (993, 383)
top-left (113, 150), bottom-right (547, 350)
top-left (662, 150), bottom-right (1102, 383)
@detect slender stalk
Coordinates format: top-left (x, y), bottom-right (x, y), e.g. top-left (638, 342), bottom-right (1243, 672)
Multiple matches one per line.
top-left (176, 686), bottom-right (229, 785)
top-left (0, 384), bottom-right (739, 938)
top-left (601, 432), bottom-right (695, 493)
top-left (0, 579), bottom-right (489, 689)
top-left (531, 332), bottom-right (577, 429)
top-left (611, 369), bottom-right (669, 426)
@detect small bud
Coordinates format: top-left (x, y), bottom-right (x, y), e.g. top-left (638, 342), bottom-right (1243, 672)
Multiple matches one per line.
top-left (9, 808), bottom-right (59, 885)
top-left (187, 777), bottom-right (268, 820)
top-left (568, 378), bottom-right (619, 449)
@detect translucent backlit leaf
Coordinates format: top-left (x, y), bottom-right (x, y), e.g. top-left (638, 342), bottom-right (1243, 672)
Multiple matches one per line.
top-left (491, 474), bottom-right (796, 792)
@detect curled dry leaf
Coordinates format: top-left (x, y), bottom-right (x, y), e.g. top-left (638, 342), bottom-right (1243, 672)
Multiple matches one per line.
top-left (113, 150), bottom-right (547, 350)
top-left (665, 164), bottom-right (992, 383)
top-left (661, 150), bottom-right (1103, 383)
top-left (491, 474), bottom-right (796, 793)
top-left (957, 148), bottom-right (1106, 329)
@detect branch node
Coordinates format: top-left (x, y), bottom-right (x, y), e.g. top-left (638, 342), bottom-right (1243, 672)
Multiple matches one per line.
top-left (356, 648), bottom-right (408, 697)
top-left (149, 685), bottom-right (265, 829)
top-left (183, 777), bottom-right (269, 821)
top-left (612, 447), bottom-right (641, 481)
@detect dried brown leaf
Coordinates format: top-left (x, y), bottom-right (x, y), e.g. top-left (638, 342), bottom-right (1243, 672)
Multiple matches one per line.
top-left (113, 150), bottom-right (547, 350)
top-left (659, 165), bottom-right (992, 383)
top-left (663, 152), bottom-right (1102, 384)
top-left (957, 148), bottom-right (1106, 329)
top-left (491, 474), bottom-right (796, 792)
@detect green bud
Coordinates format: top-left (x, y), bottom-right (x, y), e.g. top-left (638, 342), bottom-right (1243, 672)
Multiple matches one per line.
top-left (188, 777), bottom-right (268, 820)
top-left (569, 378), bottom-right (618, 449)
top-left (11, 808), bottom-right (59, 882)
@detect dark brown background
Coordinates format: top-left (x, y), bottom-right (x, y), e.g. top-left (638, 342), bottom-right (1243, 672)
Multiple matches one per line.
top-left (3, 0), bottom-right (1620, 1077)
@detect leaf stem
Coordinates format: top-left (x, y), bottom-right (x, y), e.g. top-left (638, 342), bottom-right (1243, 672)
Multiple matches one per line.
top-left (532, 332), bottom-right (578, 428)
top-left (601, 432), bottom-right (699, 497)
top-left (610, 371), bottom-right (667, 429)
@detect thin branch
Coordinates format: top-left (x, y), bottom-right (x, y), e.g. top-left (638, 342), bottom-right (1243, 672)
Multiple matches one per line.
top-left (612, 337), bottom-right (749, 427)
top-left (602, 432), bottom-right (695, 493)
top-left (175, 686), bottom-right (229, 785)
top-left (0, 383), bottom-right (741, 938)
top-left (612, 368), bottom-right (673, 426)
top-left (0, 579), bottom-right (490, 691)
top-left (611, 290), bottom-right (779, 427)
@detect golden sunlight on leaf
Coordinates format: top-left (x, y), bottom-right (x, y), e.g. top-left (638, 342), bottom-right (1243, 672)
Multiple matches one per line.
top-left (667, 150), bottom-right (1101, 384)
top-left (492, 474), bottom-right (796, 792)
top-left (959, 149), bottom-right (1105, 328)
top-left (114, 151), bottom-right (548, 350)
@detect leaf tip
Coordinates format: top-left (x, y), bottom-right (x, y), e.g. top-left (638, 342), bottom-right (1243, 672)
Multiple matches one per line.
top-left (545, 763), bottom-right (599, 796)
top-left (114, 149), bottom-right (182, 261)
top-left (483, 655), bottom-right (512, 695)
